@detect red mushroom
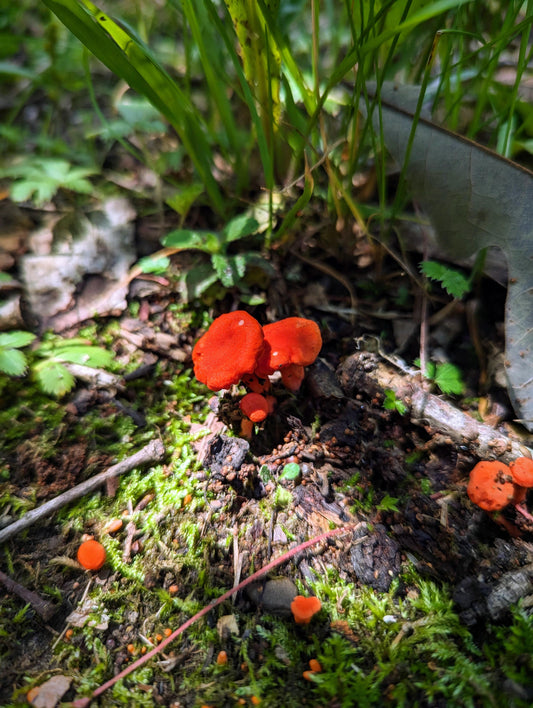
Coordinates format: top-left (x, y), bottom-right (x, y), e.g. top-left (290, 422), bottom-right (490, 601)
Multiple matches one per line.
top-left (509, 457), bottom-right (533, 522)
top-left (466, 461), bottom-right (515, 512)
top-left (239, 392), bottom-right (269, 423)
top-left (254, 318), bottom-right (322, 391)
top-left (467, 460), bottom-right (533, 524)
top-left (239, 392), bottom-right (269, 438)
top-left (192, 311), bottom-right (264, 391)
top-left (290, 595), bottom-right (322, 624)
top-left (280, 363), bottom-right (305, 393)
top-left (77, 539), bottom-right (106, 571)
top-left (509, 457), bottom-right (533, 488)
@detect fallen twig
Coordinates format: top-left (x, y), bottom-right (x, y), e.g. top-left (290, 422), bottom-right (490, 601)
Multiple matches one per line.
top-left (70, 522), bottom-right (361, 708)
top-left (0, 569), bottom-right (57, 621)
top-left (0, 439), bottom-right (165, 546)
top-left (339, 349), bottom-right (533, 462)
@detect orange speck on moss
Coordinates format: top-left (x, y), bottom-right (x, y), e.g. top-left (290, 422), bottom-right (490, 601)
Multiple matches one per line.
top-left (216, 650), bottom-right (228, 665)
top-left (309, 659), bottom-right (322, 672)
top-left (103, 518), bottom-right (123, 534)
top-left (77, 539), bottom-right (106, 571)
top-left (251, 697), bottom-right (261, 705)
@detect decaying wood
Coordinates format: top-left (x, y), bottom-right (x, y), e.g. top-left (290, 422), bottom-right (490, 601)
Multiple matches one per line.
top-left (0, 439), bottom-right (165, 545)
top-left (339, 350), bottom-right (533, 463)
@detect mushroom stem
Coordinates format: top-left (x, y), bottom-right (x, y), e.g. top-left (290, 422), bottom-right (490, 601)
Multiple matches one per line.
top-left (514, 503), bottom-right (533, 524)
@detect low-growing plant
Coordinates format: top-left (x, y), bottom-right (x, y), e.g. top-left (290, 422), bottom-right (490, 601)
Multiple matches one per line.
top-left (415, 357), bottom-right (466, 396)
top-left (160, 212), bottom-right (275, 303)
top-left (420, 259), bottom-right (471, 300)
top-left (0, 332), bottom-right (114, 396)
top-left (0, 157), bottom-right (96, 205)
top-left (383, 388), bottom-right (408, 415)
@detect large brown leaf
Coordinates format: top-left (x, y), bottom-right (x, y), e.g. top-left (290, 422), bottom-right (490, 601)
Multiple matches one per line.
top-left (364, 82), bottom-right (533, 430)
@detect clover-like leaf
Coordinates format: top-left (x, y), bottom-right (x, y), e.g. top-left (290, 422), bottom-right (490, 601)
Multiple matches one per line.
top-left (35, 361), bottom-right (75, 396)
top-left (0, 348), bottom-right (28, 377)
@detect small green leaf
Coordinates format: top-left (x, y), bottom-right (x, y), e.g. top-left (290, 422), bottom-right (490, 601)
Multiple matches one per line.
top-left (383, 389), bottom-right (407, 415)
top-left (211, 253), bottom-right (247, 288)
top-left (220, 213), bottom-right (259, 244)
top-left (162, 228), bottom-right (220, 254)
top-left (10, 179), bottom-right (57, 205)
top-left (1, 158), bottom-right (96, 205)
top-left (377, 494), bottom-right (400, 512)
top-left (280, 462), bottom-right (301, 480)
top-left (35, 361), bottom-right (75, 396)
top-left (0, 348), bottom-right (28, 376)
top-left (179, 263), bottom-right (219, 302)
top-left (433, 362), bottom-right (465, 395)
top-left (420, 261), bottom-right (470, 299)
top-left (0, 331), bottom-right (36, 349)
top-left (166, 183), bottom-right (204, 217)
top-left (51, 345), bottom-right (114, 367)
top-left (240, 293), bottom-right (266, 305)
top-left (137, 255), bottom-right (170, 274)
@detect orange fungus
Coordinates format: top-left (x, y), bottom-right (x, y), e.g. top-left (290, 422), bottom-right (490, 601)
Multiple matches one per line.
top-left (239, 392), bottom-right (269, 422)
top-left (192, 311), bottom-right (264, 391)
top-left (290, 595), bottom-right (322, 624)
top-left (77, 539), bottom-right (106, 570)
top-left (255, 318), bottom-right (322, 380)
top-left (467, 460), bottom-right (515, 512)
top-left (509, 457), bottom-right (533, 488)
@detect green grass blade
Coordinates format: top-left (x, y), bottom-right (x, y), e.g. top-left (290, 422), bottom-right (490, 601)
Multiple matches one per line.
top-left (180, 0), bottom-right (241, 160)
top-left (41, 0), bottom-right (225, 214)
top-left (204, 0), bottom-right (274, 199)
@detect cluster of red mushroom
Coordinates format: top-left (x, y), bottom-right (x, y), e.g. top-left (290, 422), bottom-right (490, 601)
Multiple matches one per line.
top-left (192, 311), bottom-right (322, 436)
top-left (467, 457), bottom-right (533, 523)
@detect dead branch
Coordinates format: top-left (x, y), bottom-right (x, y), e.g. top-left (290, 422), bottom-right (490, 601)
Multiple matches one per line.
top-left (339, 350), bottom-right (533, 462)
top-left (0, 569), bottom-right (57, 621)
top-left (0, 439), bottom-right (165, 546)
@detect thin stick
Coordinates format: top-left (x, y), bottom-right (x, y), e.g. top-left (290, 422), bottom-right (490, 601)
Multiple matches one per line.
top-left (0, 439), bottom-right (165, 546)
top-left (70, 522), bottom-right (360, 708)
top-left (0, 569), bottom-right (57, 621)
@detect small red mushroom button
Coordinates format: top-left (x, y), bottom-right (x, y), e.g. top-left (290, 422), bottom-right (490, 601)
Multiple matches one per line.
top-left (192, 311), bottom-right (264, 391)
top-left (239, 393), bottom-right (269, 423)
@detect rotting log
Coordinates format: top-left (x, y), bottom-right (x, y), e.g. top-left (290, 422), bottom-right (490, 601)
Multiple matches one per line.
top-left (338, 350), bottom-right (533, 463)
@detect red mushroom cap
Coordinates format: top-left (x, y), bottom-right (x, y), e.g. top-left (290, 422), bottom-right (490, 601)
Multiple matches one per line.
top-left (77, 539), bottom-right (106, 571)
top-left (509, 457), bottom-right (533, 488)
top-left (239, 392), bottom-right (269, 422)
top-left (192, 311), bottom-right (264, 391)
top-left (254, 318), bottom-right (322, 378)
top-left (467, 460), bottom-right (515, 512)
top-left (290, 595), bottom-right (322, 624)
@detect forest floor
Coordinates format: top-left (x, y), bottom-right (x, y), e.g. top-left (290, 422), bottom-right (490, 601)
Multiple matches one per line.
top-left (2, 192), bottom-right (533, 707)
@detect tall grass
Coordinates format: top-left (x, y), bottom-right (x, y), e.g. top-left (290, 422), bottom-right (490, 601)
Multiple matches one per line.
top-left (38, 0), bottom-right (533, 235)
